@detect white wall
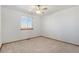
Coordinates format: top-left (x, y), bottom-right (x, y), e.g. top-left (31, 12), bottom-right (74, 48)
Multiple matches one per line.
top-left (0, 6), bottom-right (2, 47)
top-left (2, 7), bottom-right (40, 43)
top-left (42, 6), bottom-right (79, 45)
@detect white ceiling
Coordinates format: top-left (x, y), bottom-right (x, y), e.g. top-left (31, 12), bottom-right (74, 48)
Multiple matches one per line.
top-left (2, 5), bottom-right (77, 15)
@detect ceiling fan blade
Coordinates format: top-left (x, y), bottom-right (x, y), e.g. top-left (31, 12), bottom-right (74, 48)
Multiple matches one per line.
top-left (42, 8), bottom-right (48, 10)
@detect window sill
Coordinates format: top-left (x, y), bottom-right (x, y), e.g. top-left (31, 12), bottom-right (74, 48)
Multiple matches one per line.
top-left (20, 28), bottom-right (33, 30)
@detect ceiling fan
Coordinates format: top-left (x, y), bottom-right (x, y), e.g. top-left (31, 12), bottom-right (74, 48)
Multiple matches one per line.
top-left (35, 5), bottom-right (47, 10)
top-left (34, 5), bottom-right (48, 15)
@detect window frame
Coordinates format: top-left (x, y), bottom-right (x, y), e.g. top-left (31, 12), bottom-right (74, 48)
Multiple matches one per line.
top-left (20, 16), bottom-right (33, 30)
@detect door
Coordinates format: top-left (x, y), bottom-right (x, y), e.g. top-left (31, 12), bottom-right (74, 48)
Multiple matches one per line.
top-left (0, 5), bottom-right (2, 48)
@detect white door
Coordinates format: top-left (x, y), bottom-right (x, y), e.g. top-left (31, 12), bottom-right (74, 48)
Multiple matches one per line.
top-left (0, 5), bottom-right (2, 48)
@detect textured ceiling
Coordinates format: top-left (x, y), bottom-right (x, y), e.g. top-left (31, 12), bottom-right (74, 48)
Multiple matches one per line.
top-left (2, 5), bottom-right (76, 15)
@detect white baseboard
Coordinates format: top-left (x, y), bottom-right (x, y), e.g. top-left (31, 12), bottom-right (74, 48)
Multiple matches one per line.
top-left (2, 35), bottom-right (79, 46)
top-left (2, 35), bottom-right (41, 44)
top-left (41, 35), bottom-right (79, 46)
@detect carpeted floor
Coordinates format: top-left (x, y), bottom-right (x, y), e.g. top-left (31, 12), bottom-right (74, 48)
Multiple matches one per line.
top-left (0, 36), bottom-right (79, 53)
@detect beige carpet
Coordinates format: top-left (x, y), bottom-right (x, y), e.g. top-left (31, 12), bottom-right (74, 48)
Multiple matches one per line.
top-left (0, 36), bottom-right (79, 53)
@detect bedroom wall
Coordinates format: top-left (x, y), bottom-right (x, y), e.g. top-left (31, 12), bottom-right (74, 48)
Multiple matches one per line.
top-left (2, 7), bottom-right (40, 43)
top-left (2, 6), bottom-right (79, 45)
top-left (41, 6), bottom-right (79, 45)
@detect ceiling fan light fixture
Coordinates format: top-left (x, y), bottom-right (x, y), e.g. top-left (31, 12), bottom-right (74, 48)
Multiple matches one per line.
top-left (36, 10), bottom-right (42, 14)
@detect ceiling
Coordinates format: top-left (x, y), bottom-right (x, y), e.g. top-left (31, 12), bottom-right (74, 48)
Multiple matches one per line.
top-left (2, 5), bottom-right (76, 15)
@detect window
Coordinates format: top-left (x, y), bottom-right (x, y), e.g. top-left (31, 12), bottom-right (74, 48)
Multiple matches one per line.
top-left (20, 16), bottom-right (33, 30)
